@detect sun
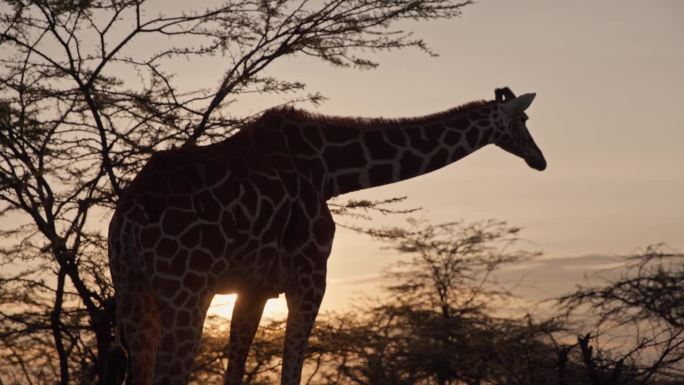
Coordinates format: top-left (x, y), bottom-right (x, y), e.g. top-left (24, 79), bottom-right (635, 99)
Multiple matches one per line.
top-left (207, 294), bottom-right (289, 320)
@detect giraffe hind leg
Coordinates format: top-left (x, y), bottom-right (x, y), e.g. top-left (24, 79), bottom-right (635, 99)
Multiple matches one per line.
top-left (153, 294), bottom-right (213, 385)
top-left (224, 292), bottom-right (269, 385)
top-left (119, 286), bottom-right (161, 385)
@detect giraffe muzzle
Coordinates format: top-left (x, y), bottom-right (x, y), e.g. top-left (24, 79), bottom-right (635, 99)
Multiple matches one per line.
top-left (526, 155), bottom-right (547, 171)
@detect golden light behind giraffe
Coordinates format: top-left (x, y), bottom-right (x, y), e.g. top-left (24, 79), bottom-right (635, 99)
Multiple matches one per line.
top-left (209, 294), bottom-right (288, 320)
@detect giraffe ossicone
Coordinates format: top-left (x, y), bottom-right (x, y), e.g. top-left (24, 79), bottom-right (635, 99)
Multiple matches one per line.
top-left (106, 87), bottom-right (546, 385)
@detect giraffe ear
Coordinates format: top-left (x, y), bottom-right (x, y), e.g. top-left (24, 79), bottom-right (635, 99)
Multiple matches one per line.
top-left (502, 93), bottom-right (536, 116)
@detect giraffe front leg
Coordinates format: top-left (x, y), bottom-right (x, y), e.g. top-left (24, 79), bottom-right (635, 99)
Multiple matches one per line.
top-left (223, 292), bottom-right (269, 385)
top-left (281, 276), bottom-right (326, 385)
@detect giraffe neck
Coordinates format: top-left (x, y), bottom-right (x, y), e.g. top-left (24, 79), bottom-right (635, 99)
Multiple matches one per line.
top-left (275, 101), bottom-right (498, 198)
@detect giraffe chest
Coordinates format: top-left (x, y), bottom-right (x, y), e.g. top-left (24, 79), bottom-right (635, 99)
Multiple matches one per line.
top-left (209, 175), bottom-right (335, 295)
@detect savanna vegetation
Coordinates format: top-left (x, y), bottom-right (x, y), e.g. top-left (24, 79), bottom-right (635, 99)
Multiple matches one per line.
top-left (186, 221), bottom-right (684, 385)
top-left (0, 1), bottom-right (682, 384)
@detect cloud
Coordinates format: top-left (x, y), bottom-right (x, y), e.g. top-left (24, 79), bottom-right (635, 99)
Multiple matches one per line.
top-left (495, 254), bottom-right (628, 302)
top-left (329, 274), bottom-right (383, 286)
top-left (325, 254), bottom-right (631, 313)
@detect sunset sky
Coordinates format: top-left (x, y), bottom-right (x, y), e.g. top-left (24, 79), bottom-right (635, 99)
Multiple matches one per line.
top-left (205, 0), bottom-right (684, 318)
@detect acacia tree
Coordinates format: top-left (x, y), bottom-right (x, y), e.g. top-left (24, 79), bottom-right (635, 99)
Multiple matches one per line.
top-left (190, 316), bottom-right (287, 385)
top-left (0, 0), bottom-right (473, 383)
top-left (362, 220), bottom-right (549, 385)
top-left (558, 245), bottom-right (684, 385)
top-left (312, 220), bottom-right (561, 385)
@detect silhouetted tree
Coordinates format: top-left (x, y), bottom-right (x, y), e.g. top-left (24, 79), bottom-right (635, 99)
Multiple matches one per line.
top-left (0, 1), bottom-right (473, 383)
top-left (558, 245), bottom-right (684, 385)
top-left (362, 219), bottom-right (541, 385)
top-left (310, 220), bottom-right (575, 385)
top-left (190, 316), bottom-right (286, 385)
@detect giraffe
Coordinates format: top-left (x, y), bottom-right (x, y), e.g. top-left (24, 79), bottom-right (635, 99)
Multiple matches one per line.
top-left (106, 87), bottom-right (546, 385)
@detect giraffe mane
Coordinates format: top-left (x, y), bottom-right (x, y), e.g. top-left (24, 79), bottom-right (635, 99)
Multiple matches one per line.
top-left (261, 100), bottom-right (493, 128)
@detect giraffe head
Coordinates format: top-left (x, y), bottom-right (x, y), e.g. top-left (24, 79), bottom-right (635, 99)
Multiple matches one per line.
top-left (492, 87), bottom-right (547, 171)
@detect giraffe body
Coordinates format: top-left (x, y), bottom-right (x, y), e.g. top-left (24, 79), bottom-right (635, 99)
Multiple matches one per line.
top-left (107, 88), bottom-right (545, 385)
